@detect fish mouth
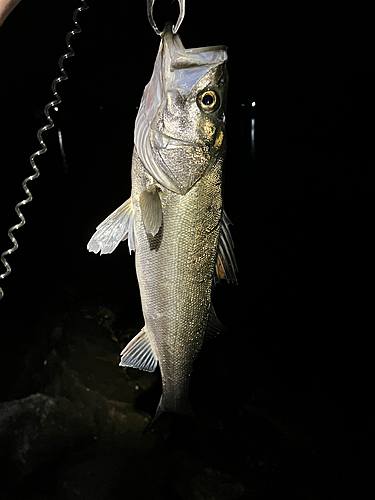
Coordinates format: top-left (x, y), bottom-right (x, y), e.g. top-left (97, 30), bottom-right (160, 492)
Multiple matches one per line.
top-left (163, 22), bottom-right (227, 71)
top-left (162, 23), bottom-right (227, 92)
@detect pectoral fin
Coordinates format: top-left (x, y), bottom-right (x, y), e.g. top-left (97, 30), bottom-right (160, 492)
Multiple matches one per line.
top-left (119, 327), bottom-right (158, 372)
top-left (139, 188), bottom-right (163, 236)
top-left (87, 197), bottom-right (135, 255)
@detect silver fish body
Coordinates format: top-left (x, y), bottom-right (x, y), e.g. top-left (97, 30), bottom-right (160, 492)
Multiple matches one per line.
top-left (88, 24), bottom-right (237, 423)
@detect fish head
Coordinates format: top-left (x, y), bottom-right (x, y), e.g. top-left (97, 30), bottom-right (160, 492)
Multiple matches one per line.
top-left (135, 23), bottom-right (228, 195)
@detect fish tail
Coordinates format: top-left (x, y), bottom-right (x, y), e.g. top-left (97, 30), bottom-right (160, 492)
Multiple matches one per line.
top-left (143, 395), bottom-right (195, 433)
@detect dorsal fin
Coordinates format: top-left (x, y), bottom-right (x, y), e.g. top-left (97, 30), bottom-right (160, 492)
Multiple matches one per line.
top-left (87, 197), bottom-right (135, 255)
top-left (205, 305), bottom-right (226, 340)
top-left (215, 209), bottom-right (238, 284)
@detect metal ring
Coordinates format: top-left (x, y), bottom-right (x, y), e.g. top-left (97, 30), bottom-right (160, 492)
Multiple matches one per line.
top-left (147, 0), bottom-right (185, 36)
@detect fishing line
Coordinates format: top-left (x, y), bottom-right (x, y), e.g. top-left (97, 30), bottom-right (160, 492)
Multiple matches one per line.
top-left (0, 0), bottom-right (89, 301)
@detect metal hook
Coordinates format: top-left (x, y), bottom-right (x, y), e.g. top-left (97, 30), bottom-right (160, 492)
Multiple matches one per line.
top-left (147, 0), bottom-right (185, 36)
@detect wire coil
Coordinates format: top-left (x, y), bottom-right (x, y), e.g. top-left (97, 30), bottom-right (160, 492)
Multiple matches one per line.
top-left (0, 0), bottom-right (89, 301)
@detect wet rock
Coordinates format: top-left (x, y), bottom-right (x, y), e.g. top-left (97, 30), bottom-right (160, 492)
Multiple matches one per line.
top-left (160, 449), bottom-right (247, 500)
top-left (0, 393), bottom-right (96, 476)
top-left (43, 316), bottom-right (153, 436)
top-left (186, 466), bottom-right (246, 500)
top-left (0, 303), bottom-right (341, 499)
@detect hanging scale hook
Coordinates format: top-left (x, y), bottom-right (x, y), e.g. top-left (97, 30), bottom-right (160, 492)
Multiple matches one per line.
top-left (147, 0), bottom-right (185, 36)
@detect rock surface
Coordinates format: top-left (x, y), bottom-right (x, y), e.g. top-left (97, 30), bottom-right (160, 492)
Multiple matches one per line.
top-left (0, 303), bottom-right (356, 500)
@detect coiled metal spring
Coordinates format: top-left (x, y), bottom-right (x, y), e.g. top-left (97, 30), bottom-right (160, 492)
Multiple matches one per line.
top-left (0, 0), bottom-right (89, 300)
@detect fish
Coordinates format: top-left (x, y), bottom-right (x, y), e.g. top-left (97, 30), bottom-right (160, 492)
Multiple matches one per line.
top-left (87, 23), bottom-right (237, 425)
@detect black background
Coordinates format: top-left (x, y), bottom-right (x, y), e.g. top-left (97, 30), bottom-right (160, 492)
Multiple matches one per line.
top-left (0, 0), bottom-right (372, 498)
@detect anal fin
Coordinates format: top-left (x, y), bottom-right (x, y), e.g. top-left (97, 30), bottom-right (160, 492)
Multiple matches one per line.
top-left (119, 327), bottom-right (158, 372)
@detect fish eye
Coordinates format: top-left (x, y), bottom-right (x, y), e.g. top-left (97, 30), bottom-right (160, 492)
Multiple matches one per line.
top-left (198, 90), bottom-right (219, 113)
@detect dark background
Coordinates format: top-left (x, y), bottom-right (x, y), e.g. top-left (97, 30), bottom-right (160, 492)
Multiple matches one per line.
top-left (0, 1), bottom-right (372, 498)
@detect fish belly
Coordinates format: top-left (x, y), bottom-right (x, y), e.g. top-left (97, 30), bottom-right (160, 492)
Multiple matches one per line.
top-left (131, 148), bottom-right (223, 413)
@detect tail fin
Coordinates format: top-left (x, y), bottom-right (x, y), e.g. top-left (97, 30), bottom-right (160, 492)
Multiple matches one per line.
top-left (144, 395), bottom-right (195, 434)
